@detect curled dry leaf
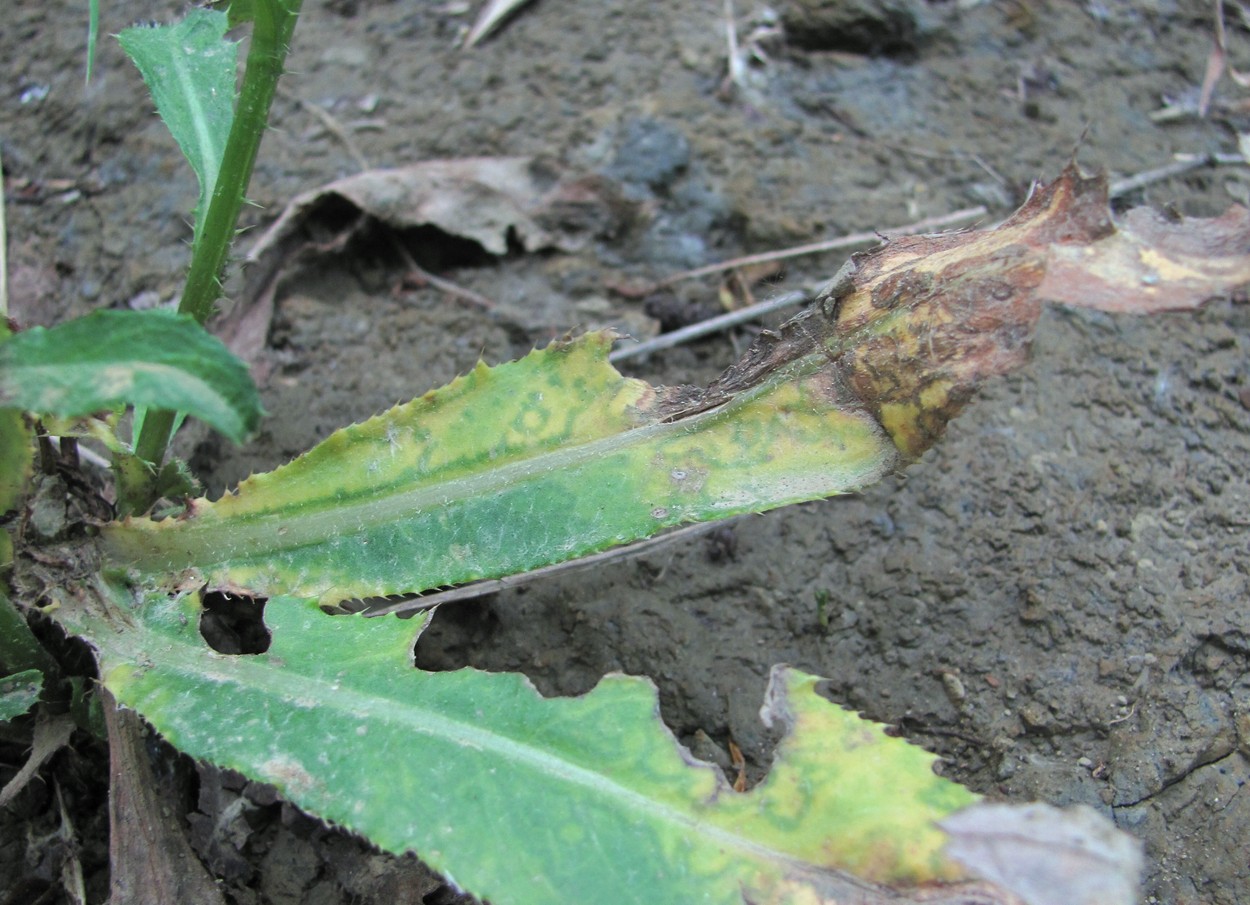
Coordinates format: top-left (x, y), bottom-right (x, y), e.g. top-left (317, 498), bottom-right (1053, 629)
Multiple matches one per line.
top-left (248, 156), bottom-right (621, 259)
top-left (940, 802), bottom-right (1144, 905)
top-left (216, 157), bottom-right (629, 374)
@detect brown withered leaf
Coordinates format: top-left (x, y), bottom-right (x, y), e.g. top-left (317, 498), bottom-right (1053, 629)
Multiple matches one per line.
top-left (250, 156), bottom-right (622, 260)
top-left (216, 158), bottom-right (629, 375)
top-left (660, 164), bottom-right (1250, 461)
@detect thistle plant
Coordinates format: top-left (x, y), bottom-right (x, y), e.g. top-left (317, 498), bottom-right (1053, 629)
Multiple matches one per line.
top-left (1, 3), bottom-right (1246, 903)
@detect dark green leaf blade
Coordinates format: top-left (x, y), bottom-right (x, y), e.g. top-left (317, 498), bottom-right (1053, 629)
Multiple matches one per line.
top-left (0, 310), bottom-right (261, 443)
top-left (213, 0), bottom-right (257, 29)
top-left (0, 669), bottom-right (43, 722)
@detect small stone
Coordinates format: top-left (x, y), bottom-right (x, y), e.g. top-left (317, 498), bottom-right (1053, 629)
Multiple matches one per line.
top-left (1236, 711), bottom-right (1250, 757)
top-left (607, 118), bottom-right (691, 190)
top-left (941, 671), bottom-right (967, 707)
top-left (1019, 701), bottom-right (1051, 731)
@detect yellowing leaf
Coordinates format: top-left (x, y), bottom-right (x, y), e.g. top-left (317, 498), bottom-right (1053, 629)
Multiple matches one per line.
top-left (101, 332), bottom-right (895, 603)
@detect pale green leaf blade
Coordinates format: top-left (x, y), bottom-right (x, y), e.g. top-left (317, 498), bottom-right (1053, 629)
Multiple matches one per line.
top-left (60, 581), bottom-right (978, 903)
top-left (0, 409), bottom-right (33, 514)
top-left (117, 9), bottom-right (237, 241)
top-left (0, 310), bottom-right (261, 443)
top-left (100, 332), bottom-right (897, 601)
top-left (0, 669), bottom-right (43, 722)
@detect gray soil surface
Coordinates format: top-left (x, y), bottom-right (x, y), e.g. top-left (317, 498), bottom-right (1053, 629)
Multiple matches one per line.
top-left (4, 0), bottom-right (1250, 903)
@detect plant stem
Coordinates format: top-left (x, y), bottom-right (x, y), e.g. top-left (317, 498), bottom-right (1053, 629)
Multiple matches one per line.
top-left (123, 0), bottom-right (302, 512)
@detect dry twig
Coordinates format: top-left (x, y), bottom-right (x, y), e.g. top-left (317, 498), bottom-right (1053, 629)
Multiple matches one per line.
top-left (1109, 152), bottom-right (1247, 198)
top-left (281, 90), bottom-right (371, 172)
top-left (610, 291), bottom-right (809, 362)
top-left (386, 232), bottom-right (500, 311)
top-left (650, 206), bottom-right (988, 291)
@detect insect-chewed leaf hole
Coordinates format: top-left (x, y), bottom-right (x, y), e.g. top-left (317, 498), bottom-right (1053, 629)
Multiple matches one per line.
top-left (199, 591), bottom-right (271, 655)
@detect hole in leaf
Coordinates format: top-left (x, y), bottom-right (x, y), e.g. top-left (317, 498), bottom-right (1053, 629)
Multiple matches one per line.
top-left (199, 592), bottom-right (271, 655)
top-left (412, 597), bottom-right (501, 673)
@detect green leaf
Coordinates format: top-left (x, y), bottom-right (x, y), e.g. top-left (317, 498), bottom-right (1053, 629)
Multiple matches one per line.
top-left (0, 310), bottom-right (261, 443)
top-left (117, 9), bottom-right (237, 243)
top-left (0, 669), bottom-right (43, 722)
top-left (101, 332), bottom-right (896, 601)
top-left (59, 579), bottom-right (977, 903)
top-left (0, 409), bottom-right (33, 514)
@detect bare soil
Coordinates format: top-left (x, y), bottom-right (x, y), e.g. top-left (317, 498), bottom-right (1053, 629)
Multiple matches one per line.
top-left (3, 1), bottom-right (1249, 903)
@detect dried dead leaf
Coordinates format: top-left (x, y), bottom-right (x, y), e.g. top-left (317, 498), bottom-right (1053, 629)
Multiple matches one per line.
top-left (940, 802), bottom-right (1144, 905)
top-left (1200, 0), bottom-right (1250, 114)
top-left (1039, 202), bottom-right (1250, 312)
top-left (217, 157), bottom-right (628, 375)
top-left (251, 157), bottom-right (605, 259)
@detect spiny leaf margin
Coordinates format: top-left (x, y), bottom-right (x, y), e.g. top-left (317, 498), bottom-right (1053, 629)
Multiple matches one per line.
top-left (101, 332), bottom-right (895, 601)
top-left (58, 578), bottom-right (978, 905)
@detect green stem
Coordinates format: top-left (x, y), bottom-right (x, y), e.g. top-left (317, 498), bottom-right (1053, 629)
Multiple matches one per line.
top-left (122, 0), bottom-right (303, 512)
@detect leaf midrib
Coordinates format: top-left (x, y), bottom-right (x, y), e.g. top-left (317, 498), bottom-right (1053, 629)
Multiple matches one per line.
top-left (96, 609), bottom-right (827, 882)
top-left (103, 361), bottom-right (838, 571)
